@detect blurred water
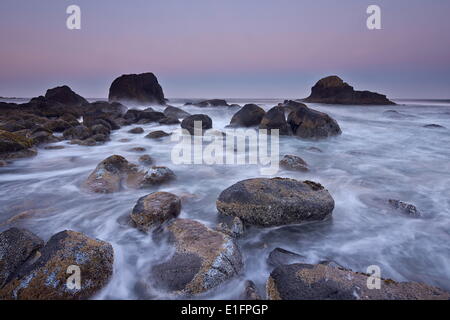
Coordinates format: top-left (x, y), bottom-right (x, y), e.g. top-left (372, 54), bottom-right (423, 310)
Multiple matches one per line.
top-left (0, 99), bottom-right (449, 299)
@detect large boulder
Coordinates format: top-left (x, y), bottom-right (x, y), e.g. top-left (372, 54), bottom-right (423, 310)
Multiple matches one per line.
top-left (0, 228), bottom-right (44, 288)
top-left (229, 104), bottom-right (265, 127)
top-left (108, 73), bottom-right (165, 105)
top-left (267, 263), bottom-right (450, 300)
top-left (151, 219), bottom-right (243, 295)
top-left (285, 101), bottom-right (342, 139)
top-left (0, 230), bottom-right (114, 300)
top-left (259, 106), bottom-right (291, 135)
top-left (217, 178), bottom-right (334, 227)
top-left (181, 114), bottom-right (213, 135)
top-left (303, 76), bottom-right (395, 105)
top-left (0, 130), bottom-right (36, 160)
top-left (130, 192), bottom-right (181, 232)
top-left (44, 85), bottom-right (88, 107)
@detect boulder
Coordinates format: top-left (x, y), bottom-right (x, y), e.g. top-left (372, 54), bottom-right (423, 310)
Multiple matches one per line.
top-left (128, 127), bottom-right (144, 134)
top-left (0, 228), bottom-right (44, 288)
top-left (181, 114), bottom-right (213, 135)
top-left (130, 192), bottom-right (181, 231)
top-left (259, 106), bottom-right (291, 135)
top-left (266, 263), bottom-right (450, 300)
top-left (423, 124), bottom-right (446, 129)
top-left (44, 85), bottom-right (88, 106)
top-left (145, 130), bottom-right (171, 139)
top-left (303, 76), bottom-right (395, 105)
top-left (151, 219), bottom-right (243, 295)
top-left (217, 178), bottom-right (334, 227)
top-left (159, 116), bottom-right (180, 125)
top-left (164, 106), bottom-right (191, 119)
top-left (63, 125), bottom-right (92, 140)
top-left (195, 99), bottom-right (229, 107)
top-left (108, 73), bottom-right (165, 105)
top-left (0, 130), bottom-right (36, 160)
top-left (140, 166), bottom-right (175, 186)
top-left (44, 119), bottom-right (73, 133)
top-left (29, 129), bottom-right (60, 145)
top-left (267, 248), bottom-right (306, 268)
top-left (280, 155), bottom-right (308, 172)
top-left (286, 101), bottom-right (342, 139)
top-left (0, 230), bottom-right (114, 300)
top-left (388, 199), bottom-right (422, 218)
top-left (90, 124), bottom-right (110, 136)
top-left (229, 104), bottom-right (266, 127)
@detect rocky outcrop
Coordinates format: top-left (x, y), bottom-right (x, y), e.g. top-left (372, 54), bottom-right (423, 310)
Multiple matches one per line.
top-left (0, 130), bottom-right (36, 160)
top-left (151, 219), bottom-right (243, 295)
top-left (259, 106), bottom-right (291, 135)
top-left (217, 178), bottom-right (334, 227)
top-left (266, 263), bottom-right (450, 300)
top-left (130, 192), bottom-right (181, 232)
top-left (108, 73), bottom-right (165, 105)
top-left (280, 155), bottom-right (309, 172)
top-left (285, 100), bottom-right (342, 139)
top-left (229, 104), bottom-right (266, 128)
top-left (181, 114), bottom-right (213, 135)
top-left (44, 85), bottom-right (88, 107)
top-left (0, 230), bottom-right (114, 300)
top-left (304, 76), bottom-right (395, 105)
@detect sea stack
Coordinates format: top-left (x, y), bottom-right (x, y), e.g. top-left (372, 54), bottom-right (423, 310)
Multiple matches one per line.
top-left (303, 75), bottom-right (395, 105)
top-left (108, 73), bottom-right (166, 105)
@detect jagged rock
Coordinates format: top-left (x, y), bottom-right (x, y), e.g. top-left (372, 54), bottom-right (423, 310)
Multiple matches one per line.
top-left (130, 192), bottom-right (181, 232)
top-left (181, 114), bottom-right (213, 135)
top-left (151, 219), bottom-right (243, 295)
top-left (259, 106), bottom-right (291, 135)
top-left (280, 155), bottom-right (308, 172)
top-left (0, 230), bottom-right (114, 300)
top-left (108, 73), bottom-right (165, 105)
top-left (229, 104), bottom-right (266, 127)
top-left (266, 263), bottom-right (450, 300)
top-left (217, 178), bottom-right (334, 227)
top-left (304, 76), bottom-right (395, 105)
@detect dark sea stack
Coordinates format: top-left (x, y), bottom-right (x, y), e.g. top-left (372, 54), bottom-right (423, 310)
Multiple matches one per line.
top-left (285, 101), bottom-right (342, 139)
top-left (181, 114), bottom-right (213, 135)
top-left (0, 230), bottom-right (114, 300)
top-left (0, 228), bottom-right (44, 288)
top-left (216, 178), bottom-right (335, 227)
top-left (229, 104), bottom-right (266, 127)
top-left (130, 192), bottom-right (181, 232)
top-left (304, 75), bottom-right (395, 105)
top-left (151, 219), bottom-right (243, 295)
top-left (266, 263), bottom-right (450, 300)
top-left (259, 106), bottom-right (291, 135)
top-left (108, 73), bottom-right (165, 105)
top-left (44, 85), bottom-right (88, 106)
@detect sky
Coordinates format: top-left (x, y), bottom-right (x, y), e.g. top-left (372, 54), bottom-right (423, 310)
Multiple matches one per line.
top-left (1, 0), bottom-right (450, 99)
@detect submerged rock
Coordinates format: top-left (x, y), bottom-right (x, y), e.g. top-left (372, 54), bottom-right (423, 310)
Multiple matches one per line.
top-left (130, 192), bottom-right (181, 232)
top-left (423, 124), bottom-right (446, 129)
top-left (141, 166), bottom-right (175, 186)
top-left (388, 199), bottom-right (422, 218)
top-left (266, 263), bottom-right (450, 300)
top-left (195, 99), bottom-right (230, 107)
top-left (229, 104), bottom-right (265, 127)
top-left (138, 154), bottom-right (154, 166)
top-left (63, 125), bottom-right (92, 141)
top-left (217, 178), bottom-right (334, 227)
top-left (128, 127), bottom-right (144, 134)
top-left (151, 219), bottom-right (243, 295)
top-left (304, 76), bottom-right (395, 105)
top-left (267, 248), bottom-right (306, 268)
top-left (181, 114), bottom-right (213, 135)
top-left (145, 130), bottom-right (171, 139)
top-left (0, 230), bottom-right (114, 300)
top-left (108, 73), bottom-right (165, 105)
top-left (280, 155), bottom-right (308, 172)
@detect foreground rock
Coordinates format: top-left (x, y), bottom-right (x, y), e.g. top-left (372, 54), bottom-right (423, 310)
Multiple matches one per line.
top-left (267, 248), bottom-right (306, 268)
top-left (304, 76), bottom-right (395, 105)
top-left (280, 155), bottom-right (308, 172)
top-left (130, 192), bottom-right (181, 232)
top-left (267, 263), bottom-right (449, 300)
top-left (217, 178), bottom-right (334, 227)
top-left (181, 114), bottom-right (213, 135)
top-left (0, 230), bottom-right (114, 300)
top-left (0, 130), bottom-right (36, 160)
top-left (285, 100), bottom-right (342, 139)
top-left (151, 219), bottom-right (243, 295)
top-left (0, 228), bottom-right (44, 288)
top-left (108, 73), bottom-right (166, 105)
top-left (229, 104), bottom-right (265, 127)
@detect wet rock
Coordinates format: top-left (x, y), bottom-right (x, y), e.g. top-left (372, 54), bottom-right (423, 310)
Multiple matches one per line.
top-left (128, 147), bottom-right (146, 152)
top-left (259, 106), bottom-right (291, 135)
top-left (44, 119), bottom-right (73, 133)
top-left (266, 263), bottom-right (450, 300)
top-left (195, 99), bottom-right (230, 107)
top-left (44, 145), bottom-right (65, 150)
top-left (90, 124), bottom-right (110, 136)
top-left (138, 154), bottom-right (154, 166)
top-left (69, 138), bottom-right (97, 147)
top-left (0, 160), bottom-right (8, 166)
top-left (124, 109), bottom-right (165, 123)
top-left (217, 178), bottom-right (334, 227)
top-left (388, 199), bottom-right (422, 218)
top-left (163, 106), bottom-right (191, 119)
top-left (109, 73), bottom-right (166, 105)
top-left (286, 101), bottom-right (342, 139)
top-left (229, 104), bottom-right (265, 127)
top-left (159, 116), bottom-right (180, 125)
top-left (91, 134), bottom-right (109, 142)
top-left (128, 127), bottom-right (144, 134)
top-left (63, 125), bottom-right (92, 140)
top-left (305, 146), bottom-right (323, 153)
top-left (0, 228), bottom-right (44, 288)
top-left (280, 155), bottom-right (308, 172)
top-left (383, 110), bottom-right (416, 119)
top-left (303, 76), bottom-right (395, 105)
top-left (130, 192), bottom-right (181, 232)
top-left (44, 85), bottom-right (88, 107)
top-left (216, 217), bottom-right (244, 238)
top-left (0, 130), bottom-right (35, 160)
top-left (267, 248), bottom-right (306, 268)
top-left (141, 166), bottom-right (175, 186)
top-left (145, 130), bottom-right (171, 139)
top-left (423, 124), bottom-right (446, 129)
top-left (30, 129), bottom-right (60, 145)
top-left (241, 280), bottom-right (262, 300)
top-left (151, 219), bottom-right (243, 295)
top-left (0, 230), bottom-right (114, 300)
top-left (181, 114), bottom-right (213, 135)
